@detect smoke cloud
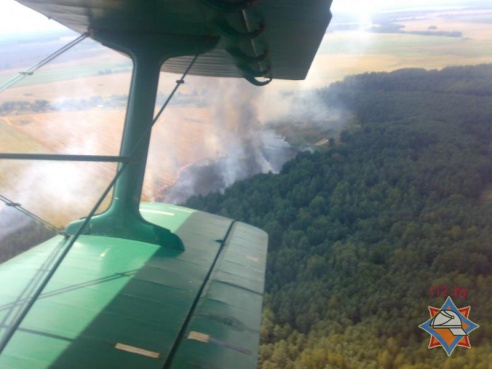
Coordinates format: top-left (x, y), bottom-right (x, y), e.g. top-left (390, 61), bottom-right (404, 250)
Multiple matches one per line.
top-left (0, 203), bottom-right (31, 243)
top-left (158, 78), bottom-right (296, 203)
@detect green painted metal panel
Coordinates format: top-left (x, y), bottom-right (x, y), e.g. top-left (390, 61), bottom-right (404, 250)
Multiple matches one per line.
top-left (168, 222), bottom-right (268, 369)
top-left (14, 0), bottom-right (333, 80)
top-left (0, 203), bottom-right (267, 369)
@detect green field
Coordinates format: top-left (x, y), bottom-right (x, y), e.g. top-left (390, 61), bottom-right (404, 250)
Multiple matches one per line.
top-left (1, 5), bottom-right (492, 227)
top-left (2, 7), bottom-right (492, 92)
top-left (0, 56), bottom-right (131, 89)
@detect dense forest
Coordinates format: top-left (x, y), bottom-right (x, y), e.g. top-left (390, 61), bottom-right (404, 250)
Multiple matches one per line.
top-left (186, 64), bottom-right (492, 368)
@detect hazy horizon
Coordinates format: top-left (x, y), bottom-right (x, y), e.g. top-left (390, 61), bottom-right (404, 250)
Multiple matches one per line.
top-left (1, 0), bottom-right (491, 37)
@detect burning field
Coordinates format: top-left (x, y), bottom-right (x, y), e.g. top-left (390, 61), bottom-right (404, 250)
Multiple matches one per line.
top-left (0, 81), bottom-right (296, 228)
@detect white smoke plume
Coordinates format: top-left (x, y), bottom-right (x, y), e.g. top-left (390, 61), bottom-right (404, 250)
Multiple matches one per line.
top-left (160, 78), bottom-right (295, 203)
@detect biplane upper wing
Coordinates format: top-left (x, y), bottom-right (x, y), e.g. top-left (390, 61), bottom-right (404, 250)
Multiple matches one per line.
top-left (14, 0), bottom-right (333, 81)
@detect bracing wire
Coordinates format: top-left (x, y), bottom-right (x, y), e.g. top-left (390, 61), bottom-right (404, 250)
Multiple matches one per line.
top-left (0, 32), bottom-right (90, 236)
top-left (0, 194), bottom-right (63, 235)
top-left (0, 54), bottom-right (200, 355)
top-left (0, 32), bottom-right (89, 94)
top-left (153, 54), bottom-right (199, 125)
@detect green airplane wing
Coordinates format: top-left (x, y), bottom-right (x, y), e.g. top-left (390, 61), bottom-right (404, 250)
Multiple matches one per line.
top-left (2, 2), bottom-right (333, 367)
top-left (0, 203), bottom-right (267, 369)
top-left (14, 0), bottom-right (333, 81)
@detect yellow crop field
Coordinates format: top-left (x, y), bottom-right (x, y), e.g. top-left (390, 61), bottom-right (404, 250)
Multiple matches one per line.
top-left (1, 6), bottom-right (492, 226)
top-left (297, 8), bottom-right (492, 88)
top-left (0, 106), bottom-right (221, 225)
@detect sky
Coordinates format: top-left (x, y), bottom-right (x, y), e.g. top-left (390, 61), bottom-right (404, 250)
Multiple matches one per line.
top-left (0, 0), bottom-right (476, 36)
top-left (0, 0), bottom-right (63, 35)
